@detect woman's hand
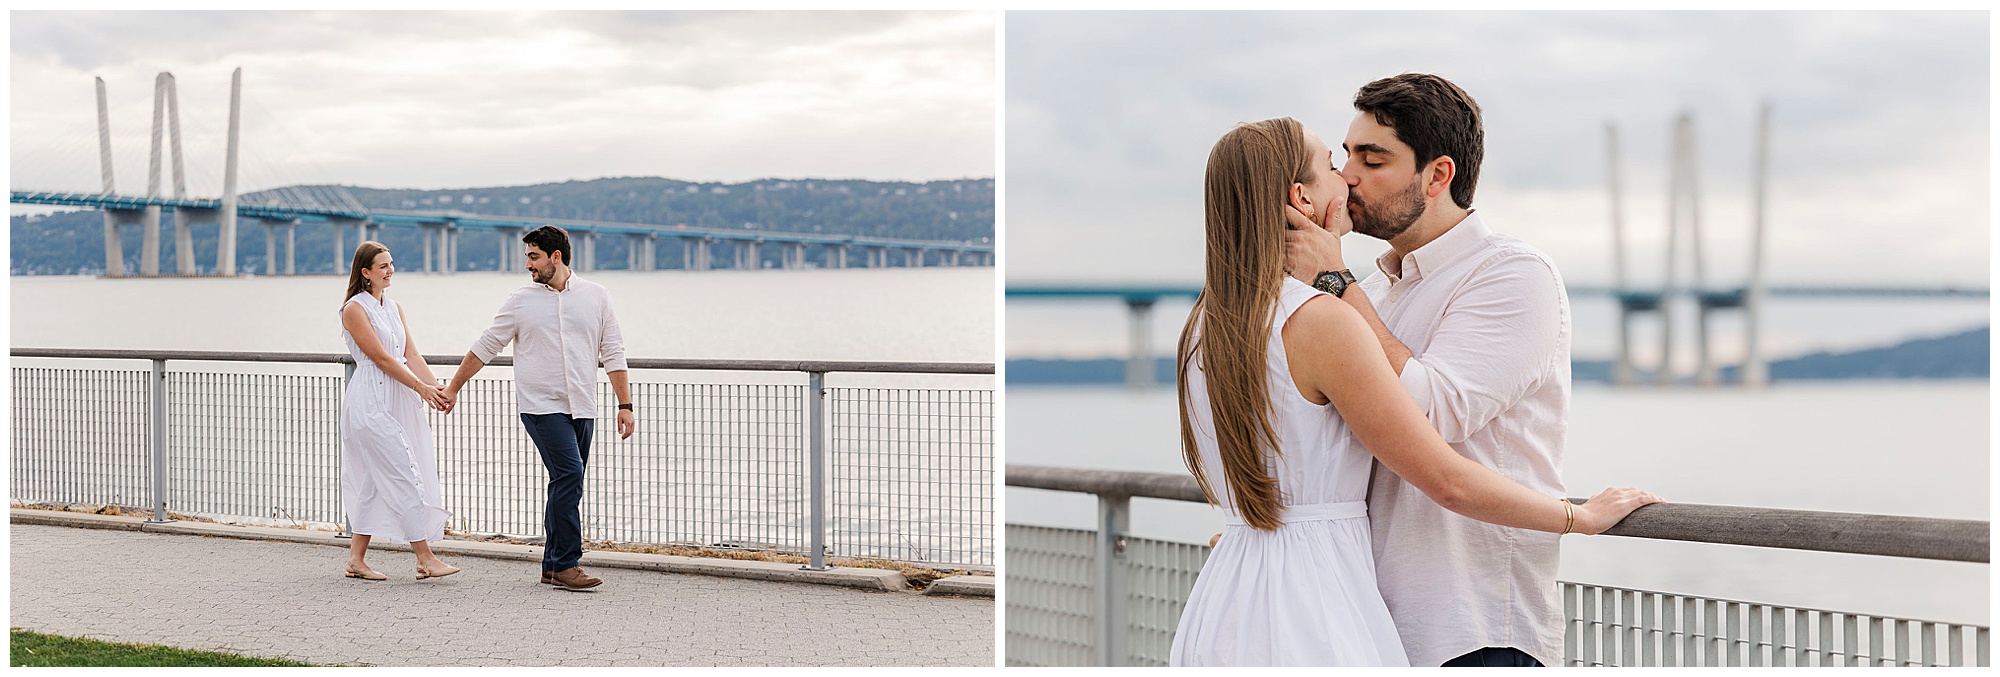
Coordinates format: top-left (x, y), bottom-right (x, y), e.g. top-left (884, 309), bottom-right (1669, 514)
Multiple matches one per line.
top-left (1284, 204), bottom-right (1347, 284)
top-left (418, 384), bottom-right (450, 412)
top-left (1570, 487), bottom-right (1665, 535)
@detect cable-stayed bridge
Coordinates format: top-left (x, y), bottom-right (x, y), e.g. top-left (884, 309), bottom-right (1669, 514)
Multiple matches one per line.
top-left (10, 69), bottom-right (993, 277)
top-left (1007, 104), bottom-right (1985, 389)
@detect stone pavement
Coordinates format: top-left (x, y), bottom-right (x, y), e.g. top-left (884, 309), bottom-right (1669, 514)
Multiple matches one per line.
top-left (9, 524), bottom-right (993, 666)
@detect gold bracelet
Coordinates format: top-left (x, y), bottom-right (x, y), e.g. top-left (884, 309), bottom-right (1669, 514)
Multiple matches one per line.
top-left (1560, 497), bottom-right (1575, 535)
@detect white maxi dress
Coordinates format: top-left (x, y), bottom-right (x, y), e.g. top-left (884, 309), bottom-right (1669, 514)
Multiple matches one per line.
top-left (339, 292), bottom-right (450, 544)
top-left (1169, 278), bottom-right (1410, 666)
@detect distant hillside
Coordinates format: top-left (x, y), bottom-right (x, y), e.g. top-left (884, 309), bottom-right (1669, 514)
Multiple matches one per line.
top-left (11, 176), bottom-right (993, 275)
top-left (1011, 326), bottom-right (1991, 385)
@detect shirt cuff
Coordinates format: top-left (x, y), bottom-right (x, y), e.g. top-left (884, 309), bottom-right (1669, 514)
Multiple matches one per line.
top-left (1399, 355), bottom-right (1434, 416)
top-left (601, 355), bottom-right (629, 372)
top-left (470, 341), bottom-right (501, 365)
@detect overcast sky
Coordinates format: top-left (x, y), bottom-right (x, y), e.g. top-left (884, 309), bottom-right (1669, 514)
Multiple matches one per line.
top-left (10, 10), bottom-right (995, 200)
top-left (1006, 11), bottom-right (1989, 290)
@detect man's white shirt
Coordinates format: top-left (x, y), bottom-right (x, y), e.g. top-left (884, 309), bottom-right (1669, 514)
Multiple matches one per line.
top-left (471, 274), bottom-right (628, 419)
top-left (1356, 211), bottom-right (1572, 668)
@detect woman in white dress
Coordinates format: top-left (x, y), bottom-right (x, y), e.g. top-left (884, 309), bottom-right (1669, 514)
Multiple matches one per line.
top-left (339, 241), bottom-right (459, 581)
top-left (1168, 118), bottom-right (1659, 666)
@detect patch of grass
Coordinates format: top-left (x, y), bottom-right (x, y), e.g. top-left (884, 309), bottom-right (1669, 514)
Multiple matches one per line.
top-left (10, 629), bottom-right (313, 667)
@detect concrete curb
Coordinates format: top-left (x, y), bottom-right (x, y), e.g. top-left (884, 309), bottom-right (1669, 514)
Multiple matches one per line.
top-left (924, 574), bottom-right (995, 598)
top-left (11, 509), bottom-right (912, 593)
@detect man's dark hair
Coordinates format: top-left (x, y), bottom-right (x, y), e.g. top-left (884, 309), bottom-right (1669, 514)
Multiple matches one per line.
top-left (1353, 73), bottom-right (1483, 209)
top-left (523, 225), bottom-right (572, 267)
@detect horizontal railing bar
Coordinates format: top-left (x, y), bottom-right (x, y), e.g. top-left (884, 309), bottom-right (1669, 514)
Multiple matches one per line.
top-left (1560, 580), bottom-right (1985, 630)
top-left (1006, 464), bottom-right (1206, 502)
top-left (1004, 464), bottom-right (1990, 563)
top-left (10, 348), bottom-right (993, 375)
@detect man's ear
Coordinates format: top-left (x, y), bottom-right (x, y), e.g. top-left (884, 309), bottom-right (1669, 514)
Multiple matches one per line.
top-left (1425, 156), bottom-right (1457, 201)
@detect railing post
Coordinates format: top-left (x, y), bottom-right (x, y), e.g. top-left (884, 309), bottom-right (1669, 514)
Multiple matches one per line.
top-left (802, 370), bottom-right (829, 571)
top-left (1095, 493), bottom-right (1130, 666)
top-left (337, 360), bottom-right (354, 538)
top-left (146, 359), bottom-right (172, 523)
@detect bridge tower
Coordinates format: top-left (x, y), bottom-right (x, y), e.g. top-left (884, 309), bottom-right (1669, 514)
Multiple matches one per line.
top-left (1738, 102), bottom-right (1772, 387)
top-left (217, 67), bottom-right (241, 276)
top-left (1610, 106), bottom-right (1773, 387)
top-left (1608, 123), bottom-right (1658, 386)
top-left (94, 77), bottom-right (124, 277)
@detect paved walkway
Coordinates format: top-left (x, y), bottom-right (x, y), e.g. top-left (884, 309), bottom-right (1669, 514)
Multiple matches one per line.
top-left (9, 524), bottom-right (992, 666)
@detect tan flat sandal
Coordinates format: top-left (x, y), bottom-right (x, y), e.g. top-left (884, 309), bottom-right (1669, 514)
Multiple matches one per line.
top-left (416, 563), bottom-right (461, 580)
top-left (344, 565), bottom-right (388, 581)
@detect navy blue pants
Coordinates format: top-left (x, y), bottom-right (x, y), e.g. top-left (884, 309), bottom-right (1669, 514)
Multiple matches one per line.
top-left (521, 413), bottom-right (594, 572)
top-left (1442, 647), bottom-right (1544, 667)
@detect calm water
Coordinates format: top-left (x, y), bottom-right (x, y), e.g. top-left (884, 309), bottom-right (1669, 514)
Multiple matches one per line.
top-left (1006, 382), bottom-right (1990, 626)
top-left (10, 268), bottom-right (996, 387)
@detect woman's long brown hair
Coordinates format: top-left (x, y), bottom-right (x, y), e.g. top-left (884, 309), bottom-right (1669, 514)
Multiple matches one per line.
top-left (1177, 118), bottom-right (1316, 531)
top-left (345, 241), bottom-right (389, 303)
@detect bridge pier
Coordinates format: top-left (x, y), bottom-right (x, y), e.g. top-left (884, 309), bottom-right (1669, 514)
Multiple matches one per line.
top-left (263, 222), bottom-right (276, 275)
top-left (139, 208), bottom-right (161, 276)
top-left (625, 233), bottom-right (658, 271)
top-left (329, 217), bottom-right (360, 272)
top-left (787, 243), bottom-right (807, 269)
top-left (285, 220), bottom-right (297, 275)
top-left (741, 241), bottom-right (760, 269)
top-left (176, 212), bottom-right (196, 275)
top-left (686, 237), bottom-right (712, 271)
top-left (497, 227), bottom-right (521, 272)
top-left (1613, 292), bottom-right (1663, 387)
top-left (829, 244), bottom-right (848, 269)
top-left (577, 231), bottom-right (597, 272)
top-left (1125, 298), bottom-right (1157, 388)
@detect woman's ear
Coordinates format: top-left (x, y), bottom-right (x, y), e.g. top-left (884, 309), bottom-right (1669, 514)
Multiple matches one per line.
top-left (1289, 182), bottom-right (1316, 223)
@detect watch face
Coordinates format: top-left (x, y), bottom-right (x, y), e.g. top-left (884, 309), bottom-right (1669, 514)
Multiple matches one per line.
top-left (1313, 272), bottom-right (1343, 294)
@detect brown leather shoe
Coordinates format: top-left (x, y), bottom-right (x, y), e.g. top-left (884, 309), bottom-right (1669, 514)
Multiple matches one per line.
top-left (540, 571), bottom-right (558, 585)
top-left (548, 567), bottom-right (601, 590)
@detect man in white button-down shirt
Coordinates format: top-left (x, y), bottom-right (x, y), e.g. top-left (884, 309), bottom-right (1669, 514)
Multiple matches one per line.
top-left (1285, 74), bottom-right (1570, 667)
top-left (442, 225), bottom-right (634, 591)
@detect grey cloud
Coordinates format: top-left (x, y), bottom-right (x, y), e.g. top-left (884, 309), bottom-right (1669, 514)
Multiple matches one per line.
top-left (1005, 11), bottom-right (1987, 286)
top-left (12, 10), bottom-right (994, 194)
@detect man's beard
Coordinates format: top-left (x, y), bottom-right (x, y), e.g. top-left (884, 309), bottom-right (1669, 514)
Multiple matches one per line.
top-left (531, 266), bottom-right (554, 284)
top-left (1349, 178), bottom-right (1426, 241)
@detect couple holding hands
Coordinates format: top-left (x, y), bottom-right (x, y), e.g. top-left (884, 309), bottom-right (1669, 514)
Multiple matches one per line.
top-left (336, 224), bottom-right (634, 591)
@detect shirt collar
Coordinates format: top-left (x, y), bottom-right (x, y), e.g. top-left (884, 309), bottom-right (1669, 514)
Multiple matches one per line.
top-left (538, 271), bottom-right (581, 293)
top-left (1373, 210), bottom-right (1491, 284)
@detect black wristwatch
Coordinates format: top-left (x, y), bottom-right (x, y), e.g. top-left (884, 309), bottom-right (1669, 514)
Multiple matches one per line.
top-left (1311, 270), bottom-right (1357, 298)
top-left (617, 403), bottom-right (634, 412)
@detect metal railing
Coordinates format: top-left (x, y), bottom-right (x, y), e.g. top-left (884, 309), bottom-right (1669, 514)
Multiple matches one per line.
top-left (9, 348), bottom-right (993, 570)
top-left (1004, 464), bottom-right (1990, 667)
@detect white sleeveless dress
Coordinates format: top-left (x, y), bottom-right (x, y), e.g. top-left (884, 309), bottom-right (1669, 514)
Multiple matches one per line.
top-left (339, 292), bottom-right (450, 544)
top-left (1169, 277), bottom-right (1410, 666)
